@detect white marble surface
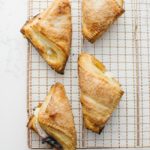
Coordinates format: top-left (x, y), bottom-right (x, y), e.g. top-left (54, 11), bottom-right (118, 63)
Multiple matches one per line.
top-left (0, 0), bottom-right (28, 149)
top-left (0, 0), bottom-right (149, 150)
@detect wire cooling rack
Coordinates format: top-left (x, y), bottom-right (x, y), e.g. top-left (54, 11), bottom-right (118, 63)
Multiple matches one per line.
top-left (27, 0), bottom-right (150, 149)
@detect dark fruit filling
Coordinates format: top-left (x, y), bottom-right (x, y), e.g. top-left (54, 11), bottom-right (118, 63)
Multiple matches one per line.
top-left (42, 136), bottom-right (63, 149)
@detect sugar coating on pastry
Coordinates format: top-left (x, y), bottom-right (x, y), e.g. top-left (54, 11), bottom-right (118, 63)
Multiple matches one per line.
top-left (78, 52), bottom-right (124, 133)
top-left (82, 0), bottom-right (125, 43)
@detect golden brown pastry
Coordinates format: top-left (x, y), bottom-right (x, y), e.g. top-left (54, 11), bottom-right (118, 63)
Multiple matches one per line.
top-left (21, 0), bottom-right (72, 74)
top-left (78, 52), bottom-right (124, 133)
top-left (27, 83), bottom-right (76, 150)
top-left (82, 0), bottom-right (125, 43)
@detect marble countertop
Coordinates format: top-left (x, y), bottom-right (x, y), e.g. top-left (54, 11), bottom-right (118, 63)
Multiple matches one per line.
top-left (0, 0), bottom-right (149, 150)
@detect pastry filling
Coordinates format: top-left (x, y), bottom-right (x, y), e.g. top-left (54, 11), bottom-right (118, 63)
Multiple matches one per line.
top-left (34, 107), bottom-right (62, 149)
top-left (23, 20), bottom-right (66, 70)
top-left (81, 54), bottom-right (122, 87)
top-left (34, 108), bottom-right (48, 139)
top-left (31, 26), bottom-right (66, 65)
top-left (42, 136), bottom-right (63, 149)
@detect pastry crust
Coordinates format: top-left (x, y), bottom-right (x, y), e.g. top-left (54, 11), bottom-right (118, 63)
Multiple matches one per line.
top-left (21, 0), bottom-right (72, 74)
top-left (78, 52), bottom-right (124, 133)
top-left (82, 0), bottom-right (125, 43)
top-left (27, 83), bottom-right (76, 150)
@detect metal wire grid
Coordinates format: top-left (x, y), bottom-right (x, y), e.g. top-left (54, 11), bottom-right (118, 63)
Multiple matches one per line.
top-left (27, 0), bottom-right (150, 149)
top-left (136, 0), bottom-right (150, 147)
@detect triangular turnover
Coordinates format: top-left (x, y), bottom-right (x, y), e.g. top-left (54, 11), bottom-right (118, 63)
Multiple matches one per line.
top-left (21, 0), bottom-right (72, 74)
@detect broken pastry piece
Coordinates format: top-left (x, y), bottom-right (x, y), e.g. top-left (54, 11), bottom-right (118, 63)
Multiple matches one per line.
top-left (27, 83), bottom-right (76, 150)
top-left (21, 0), bottom-right (72, 74)
top-left (82, 0), bottom-right (125, 43)
top-left (78, 52), bottom-right (124, 133)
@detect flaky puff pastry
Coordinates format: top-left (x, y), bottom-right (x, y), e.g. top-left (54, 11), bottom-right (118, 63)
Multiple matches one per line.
top-left (21, 0), bottom-right (72, 74)
top-left (78, 53), bottom-right (124, 133)
top-left (82, 0), bottom-right (125, 43)
top-left (27, 83), bottom-right (76, 150)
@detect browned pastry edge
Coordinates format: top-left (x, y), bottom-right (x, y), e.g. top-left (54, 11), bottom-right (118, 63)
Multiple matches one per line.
top-left (27, 102), bottom-right (43, 132)
top-left (27, 115), bottom-right (35, 131)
